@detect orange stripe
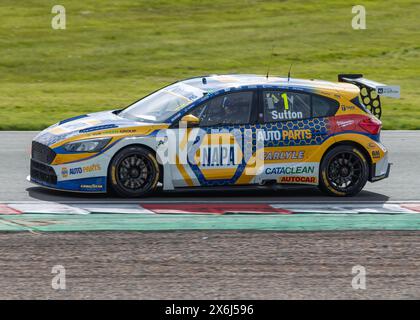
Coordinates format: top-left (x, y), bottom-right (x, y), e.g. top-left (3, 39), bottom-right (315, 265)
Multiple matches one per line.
top-left (175, 155), bottom-right (194, 186)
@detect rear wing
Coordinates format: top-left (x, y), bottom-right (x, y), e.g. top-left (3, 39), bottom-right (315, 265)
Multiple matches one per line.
top-left (338, 74), bottom-right (400, 119)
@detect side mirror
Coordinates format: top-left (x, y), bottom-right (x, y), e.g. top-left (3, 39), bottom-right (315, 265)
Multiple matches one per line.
top-left (180, 114), bottom-right (200, 127)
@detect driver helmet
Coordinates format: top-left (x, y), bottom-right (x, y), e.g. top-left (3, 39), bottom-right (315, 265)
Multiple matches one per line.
top-left (222, 96), bottom-right (236, 115)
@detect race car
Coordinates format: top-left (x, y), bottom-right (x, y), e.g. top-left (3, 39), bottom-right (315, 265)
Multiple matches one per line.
top-left (29, 74), bottom-right (400, 197)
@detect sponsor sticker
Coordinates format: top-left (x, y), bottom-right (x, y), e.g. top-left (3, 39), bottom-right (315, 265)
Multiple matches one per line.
top-left (258, 129), bottom-right (312, 142)
top-left (69, 167), bottom-right (83, 175)
top-left (80, 184), bottom-right (103, 189)
top-left (262, 151), bottom-right (305, 161)
top-left (61, 164), bottom-right (101, 177)
top-left (79, 124), bottom-right (118, 133)
top-left (367, 142), bottom-right (377, 149)
top-left (341, 105), bottom-right (356, 111)
top-left (280, 176), bottom-right (317, 184)
top-left (372, 150), bottom-right (381, 159)
top-left (82, 164), bottom-right (101, 172)
top-left (265, 165), bottom-right (315, 175)
top-left (61, 167), bottom-right (68, 178)
top-left (337, 120), bottom-right (355, 128)
top-left (94, 128), bottom-right (136, 135)
top-left (376, 86), bottom-right (400, 98)
top-left (270, 110), bottom-right (303, 120)
top-left (200, 144), bottom-right (239, 167)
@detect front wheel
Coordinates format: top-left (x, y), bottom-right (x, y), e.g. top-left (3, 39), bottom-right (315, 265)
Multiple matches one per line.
top-left (319, 145), bottom-right (369, 197)
top-left (108, 146), bottom-right (159, 197)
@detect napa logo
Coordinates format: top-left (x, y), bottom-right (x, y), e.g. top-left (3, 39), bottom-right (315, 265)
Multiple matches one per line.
top-left (200, 144), bottom-right (239, 167)
top-left (61, 167), bottom-right (68, 178)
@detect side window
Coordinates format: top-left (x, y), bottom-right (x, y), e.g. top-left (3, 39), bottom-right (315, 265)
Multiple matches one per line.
top-left (312, 95), bottom-right (339, 117)
top-left (190, 102), bottom-right (207, 119)
top-left (190, 91), bottom-right (253, 126)
top-left (263, 91), bottom-right (310, 122)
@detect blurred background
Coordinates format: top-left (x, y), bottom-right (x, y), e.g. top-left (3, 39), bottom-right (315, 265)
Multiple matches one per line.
top-left (0, 0), bottom-right (418, 130)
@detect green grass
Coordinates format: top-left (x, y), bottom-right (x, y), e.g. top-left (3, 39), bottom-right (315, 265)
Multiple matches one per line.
top-left (0, 0), bottom-right (419, 130)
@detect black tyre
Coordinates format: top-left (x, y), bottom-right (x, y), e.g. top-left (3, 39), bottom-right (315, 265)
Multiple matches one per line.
top-left (319, 145), bottom-right (369, 197)
top-left (108, 146), bottom-right (159, 197)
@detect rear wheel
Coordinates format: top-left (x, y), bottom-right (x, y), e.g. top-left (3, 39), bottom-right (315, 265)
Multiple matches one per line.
top-left (109, 146), bottom-right (159, 197)
top-left (319, 145), bottom-right (369, 196)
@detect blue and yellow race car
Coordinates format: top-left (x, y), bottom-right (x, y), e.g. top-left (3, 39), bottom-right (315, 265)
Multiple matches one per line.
top-left (29, 74), bottom-right (399, 197)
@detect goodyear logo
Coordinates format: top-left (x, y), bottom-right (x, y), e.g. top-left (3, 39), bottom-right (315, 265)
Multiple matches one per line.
top-left (81, 184), bottom-right (103, 189)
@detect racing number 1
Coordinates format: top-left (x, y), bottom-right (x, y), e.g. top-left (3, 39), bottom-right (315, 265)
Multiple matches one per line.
top-left (281, 93), bottom-right (289, 110)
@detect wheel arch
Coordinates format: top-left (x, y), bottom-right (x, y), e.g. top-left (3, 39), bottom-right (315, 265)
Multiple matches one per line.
top-left (321, 140), bottom-right (373, 180)
top-left (107, 143), bottom-right (163, 185)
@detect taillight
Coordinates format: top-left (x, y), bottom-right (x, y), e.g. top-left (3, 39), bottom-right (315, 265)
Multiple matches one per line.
top-left (359, 117), bottom-right (382, 135)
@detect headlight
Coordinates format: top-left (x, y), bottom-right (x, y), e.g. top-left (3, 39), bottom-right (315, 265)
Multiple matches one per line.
top-left (63, 138), bottom-right (111, 153)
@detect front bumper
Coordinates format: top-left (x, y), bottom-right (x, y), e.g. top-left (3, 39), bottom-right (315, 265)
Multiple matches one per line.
top-left (30, 159), bottom-right (57, 185)
top-left (27, 175), bottom-right (106, 193)
top-left (28, 174), bottom-right (107, 193)
top-left (29, 158), bottom-right (108, 193)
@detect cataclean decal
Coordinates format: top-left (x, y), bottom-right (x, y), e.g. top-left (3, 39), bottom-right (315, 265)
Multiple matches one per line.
top-left (265, 165), bottom-right (315, 175)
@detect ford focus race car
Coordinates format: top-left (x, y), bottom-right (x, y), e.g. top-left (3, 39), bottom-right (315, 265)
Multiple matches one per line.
top-left (29, 74), bottom-right (400, 197)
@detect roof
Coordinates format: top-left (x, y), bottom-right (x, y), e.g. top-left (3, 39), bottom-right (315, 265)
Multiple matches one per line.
top-left (181, 74), bottom-right (359, 94)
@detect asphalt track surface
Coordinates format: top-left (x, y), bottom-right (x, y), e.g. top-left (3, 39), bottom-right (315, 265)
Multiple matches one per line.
top-left (0, 131), bottom-right (419, 299)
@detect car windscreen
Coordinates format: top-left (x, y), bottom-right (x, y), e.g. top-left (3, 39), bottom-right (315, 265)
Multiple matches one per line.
top-left (119, 83), bottom-right (205, 123)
